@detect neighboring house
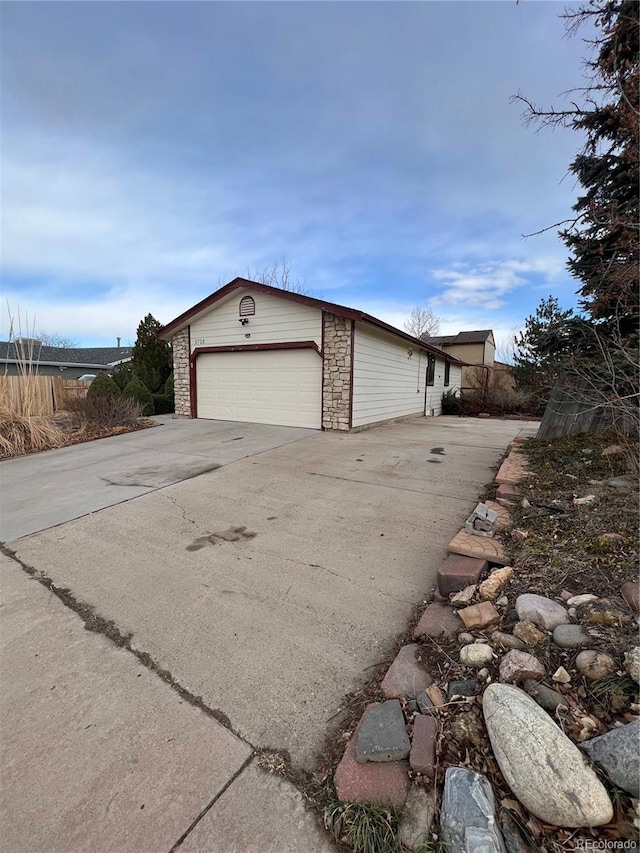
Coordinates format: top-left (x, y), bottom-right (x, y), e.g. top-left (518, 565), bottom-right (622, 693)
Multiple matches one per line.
top-left (426, 330), bottom-right (495, 366)
top-left (0, 341), bottom-right (133, 379)
top-left (158, 278), bottom-right (463, 430)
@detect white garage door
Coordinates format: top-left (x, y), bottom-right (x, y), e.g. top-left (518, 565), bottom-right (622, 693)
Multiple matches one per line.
top-left (196, 349), bottom-right (322, 428)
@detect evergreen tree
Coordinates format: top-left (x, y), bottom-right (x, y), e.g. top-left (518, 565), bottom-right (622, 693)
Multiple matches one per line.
top-left (131, 314), bottom-right (172, 393)
top-left (87, 372), bottom-right (119, 398)
top-left (511, 296), bottom-right (583, 402)
top-left (516, 2), bottom-right (639, 334)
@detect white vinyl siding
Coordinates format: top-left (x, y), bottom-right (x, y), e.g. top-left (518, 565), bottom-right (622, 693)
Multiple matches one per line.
top-left (448, 364), bottom-right (462, 395)
top-left (351, 324), bottom-right (428, 428)
top-left (425, 357), bottom-right (450, 416)
top-left (189, 288), bottom-right (321, 351)
top-left (196, 350), bottom-right (321, 428)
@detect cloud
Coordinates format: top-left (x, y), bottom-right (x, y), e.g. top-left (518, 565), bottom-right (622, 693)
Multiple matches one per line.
top-left (431, 258), bottom-right (565, 311)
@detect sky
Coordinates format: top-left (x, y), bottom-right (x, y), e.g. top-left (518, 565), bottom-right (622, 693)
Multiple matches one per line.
top-left (1, 1), bottom-right (596, 354)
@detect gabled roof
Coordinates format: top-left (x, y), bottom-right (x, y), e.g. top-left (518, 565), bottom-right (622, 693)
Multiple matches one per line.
top-left (158, 278), bottom-right (465, 363)
top-left (426, 330), bottom-right (494, 346)
top-left (0, 341), bottom-right (132, 368)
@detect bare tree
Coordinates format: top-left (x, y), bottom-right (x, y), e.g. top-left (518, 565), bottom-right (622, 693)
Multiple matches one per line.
top-left (404, 306), bottom-right (441, 341)
top-left (38, 331), bottom-right (79, 348)
top-left (245, 256), bottom-right (309, 295)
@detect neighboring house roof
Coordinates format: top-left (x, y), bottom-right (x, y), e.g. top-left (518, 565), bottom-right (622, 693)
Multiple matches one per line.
top-left (426, 330), bottom-right (494, 346)
top-left (158, 278), bottom-right (466, 364)
top-left (0, 342), bottom-right (133, 369)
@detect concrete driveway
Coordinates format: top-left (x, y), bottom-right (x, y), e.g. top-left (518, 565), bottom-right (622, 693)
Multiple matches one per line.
top-left (2, 415), bottom-right (538, 851)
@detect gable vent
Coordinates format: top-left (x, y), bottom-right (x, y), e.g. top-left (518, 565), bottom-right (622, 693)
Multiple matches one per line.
top-left (239, 296), bottom-right (256, 317)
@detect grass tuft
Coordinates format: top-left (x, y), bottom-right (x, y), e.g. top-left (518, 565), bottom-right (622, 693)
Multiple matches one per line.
top-left (323, 787), bottom-right (402, 853)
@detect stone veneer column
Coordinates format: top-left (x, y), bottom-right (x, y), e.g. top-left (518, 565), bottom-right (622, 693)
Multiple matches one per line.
top-left (322, 313), bottom-right (352, 431)
top-left (172, 327), bottom-right (191, 417)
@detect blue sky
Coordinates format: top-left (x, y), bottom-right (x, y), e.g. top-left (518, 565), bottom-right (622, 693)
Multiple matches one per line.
top-left (1, 1), bottom-right (593, 353)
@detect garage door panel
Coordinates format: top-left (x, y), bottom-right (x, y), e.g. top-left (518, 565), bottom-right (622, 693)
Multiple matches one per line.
top-left (196, 350), bottom-right (321, 428)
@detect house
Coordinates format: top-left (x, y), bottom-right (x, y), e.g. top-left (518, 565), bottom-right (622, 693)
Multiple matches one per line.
top-left (426, 330), bottom-right (495, 366)
top-left (0, 341), bottom-right (132, 379)
top-left (158, 278), bottom-right (464, 430)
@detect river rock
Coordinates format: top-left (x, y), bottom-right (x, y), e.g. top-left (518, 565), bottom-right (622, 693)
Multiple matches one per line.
top-left (622, 581), bottom-right (640, 612)
top-left (355, 700), bottom-right (410, 763)
top-left (575, 650), bottom-right (616, 680)
top-left (577, 599), bottom-right (625, 626)
top-left (460, 643), bottom-right (493, 668)
top-left (491, 630), bottom-right (526, 651)
top-left (440, 767), bottom-right (507, 852)
top-left (624, 646), bottom-right (640, 683)
top-left (484, 685), bottom-right (613, 827)
top-left (566, 593), bottom-right (598, 607)
top-left (524, 679), bottom-right (567, 712)
top-left (398, 786), bottom-right (436, 851)
top-left (552, 624), bottom-right (590, 649)
top-left (580, 720), bottom-right (640, 798)
top-left (381, 644), bottom-right (433, 699)
top-left (479, 567), bottom-right (514, 601)
top-left (458, 631), bottom-right (475, 645)
top-left (512, 620), bottom-right (546, 646)
top-left (499, 650), bottom-right (545, 684)
top-left (515, 594), bottom-right (569, 631)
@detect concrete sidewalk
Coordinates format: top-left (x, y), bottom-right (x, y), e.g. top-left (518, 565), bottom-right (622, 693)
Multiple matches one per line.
top-left (0, 553), bottom-right (334, 853)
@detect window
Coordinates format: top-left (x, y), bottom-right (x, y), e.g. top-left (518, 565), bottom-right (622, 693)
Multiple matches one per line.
top-left (239, 295), bottom-right (255, 317)
top-left (444, 361), bottom-right (450, 387)
top-left (426, 354), bottom-right (436, 386)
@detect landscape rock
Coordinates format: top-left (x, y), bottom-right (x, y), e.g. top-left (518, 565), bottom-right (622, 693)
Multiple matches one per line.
top-left (416, 691), bottom-right (435, 715)
top-left (465, 502), bottom-right (498, 538)
top-left (524, 679), bottom-right (567, 712)
top-left (381, 644), bottom-right (433, 699)
top-left (491, 630), bottom-right (526, 651)
top-left (602, 443), bottom-right (624, 456)
top-left (552, 624), bottom-right (590, 649)
top-left (413, 602), bottom-right (462, 639)
top-left (447, 679), bottom-right (481, 700)
top-left (621, 581), bottom-right (640, 612)
top-left (573, 494), bottom-right (596, 505)
top-left (460, 643), bottom-right (493, 668)
top-left (398, 786), bottom-right (436, 852)
top-left (496, 595), bottom-right (509, 608)
top-left (575, 650), bottom-right (616, 681)
top-left (483, 684), bottom-right (613, 827)
top-left (409, 715), bottom-right (436, 777)
top-left (355, 700), bottom-right (410, 763)
top-left (606, 478), bottom-right (632, 489)
top-left (580, 720), bottom-right (640, 798)
top-left (451, 586), bottom-right (476, 607)
top-left (566, 593), bottom-right (598, 607)
top-left (500, 810), bottom-right (530, 853)
top-left (438, 554), bottom-right (488, 597)
top-left (515, 594), bottom-right (569, 631)
top-left (624, 646), bottom-right (640, 683)
top-left (440, 767), bottom-right (507, 852)
top-left (333, 704), bottom-right (410, 809)
top-left (552, 666), bottom-right (571, 684)
top-left (512, 620), bottom-right (546, 646)
top-left (425, 685), bottom-right (447, 707)
top-left (457, 631), bottom-right (475, 645)
top-left (449, 711), bottom-right (484, 748)
top-left (479, 567), bottom-right (514, 601)
top-left (458, 601), bottom-right (501, 630)
top-left (499, 650), bottom-right (545, 684)
top-left (577, 598), bottom-right (625, 626)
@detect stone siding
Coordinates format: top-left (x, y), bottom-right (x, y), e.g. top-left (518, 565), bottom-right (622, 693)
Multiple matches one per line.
top-left (322, 313), bottom-right (352, 430)
top-left (172, 328), bottom-right (191, 417)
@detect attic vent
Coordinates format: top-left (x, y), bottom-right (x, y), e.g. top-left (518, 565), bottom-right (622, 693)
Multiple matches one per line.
top-left (239, 296), bottom-right (256, 317)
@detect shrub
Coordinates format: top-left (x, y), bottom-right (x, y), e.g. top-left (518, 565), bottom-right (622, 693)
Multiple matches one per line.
top-left (88, 372), bottom-right (120, 398)
top-left (122, 376), bottom-right (154, 416)
top-left (442, 389), bottom-right (463, 415)
top-left (66, 395), bottom-right (143, 429)
top-left (164, 373), bottom-right (174, 399)
top-left (0, 405), bottom-right (64, 458)
top-left (111, 361), bottom-right (133, 391)
top-left (152, 393), bottom-right (174, 415)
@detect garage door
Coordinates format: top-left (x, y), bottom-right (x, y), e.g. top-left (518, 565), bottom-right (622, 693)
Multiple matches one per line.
top-left (196, 349), bottom-right (322, 428)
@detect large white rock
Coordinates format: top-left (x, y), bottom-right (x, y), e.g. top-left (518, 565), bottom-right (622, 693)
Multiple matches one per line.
top-left (515, 594), bottom-right (569, 630)
top-left (483, 684), bottom-right (613, 828)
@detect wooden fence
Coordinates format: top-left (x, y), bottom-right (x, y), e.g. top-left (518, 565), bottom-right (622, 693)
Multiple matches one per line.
top-left (0, 376), bottom-right (91, 417)
top-left (538, 378), bottom-right (636, 439)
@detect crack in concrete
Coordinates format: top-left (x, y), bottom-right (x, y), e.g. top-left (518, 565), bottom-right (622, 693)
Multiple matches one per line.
top-left (0, 543), bottom-right (253, 749)
top-left (161, 493), bottom-right (202, 530)
top-left (306, 470), bottom-right (478, 502)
